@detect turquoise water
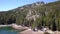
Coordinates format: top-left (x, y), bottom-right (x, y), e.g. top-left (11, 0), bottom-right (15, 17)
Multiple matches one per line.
top-left (0, 27), bottom-right (18, 34)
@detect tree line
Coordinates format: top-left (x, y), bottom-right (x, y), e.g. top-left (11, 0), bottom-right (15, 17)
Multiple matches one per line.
top-left (0, 1), bottom-right (60, 31)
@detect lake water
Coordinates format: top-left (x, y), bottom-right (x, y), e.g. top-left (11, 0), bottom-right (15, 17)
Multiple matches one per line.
top-left (0, 26), bottom-right (19, 34)
top-left (0, 30), bottom-right (18, 34)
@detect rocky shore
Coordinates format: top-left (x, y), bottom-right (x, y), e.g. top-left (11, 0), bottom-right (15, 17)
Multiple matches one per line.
top-left (20, 29), bottom-right (60, 34)
top-left (0, 24), bottom-right (60, 34)
top-left (11, 24), bottom-right (60, 34)
top-left (0, 25), bottom-right (12, 27)
top-left (11, 24), bottom-right (28, 30)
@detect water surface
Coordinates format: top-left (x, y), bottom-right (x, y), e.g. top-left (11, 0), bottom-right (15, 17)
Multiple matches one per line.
top-left (0, 26), bottom-right (18, 34)
top-left (0, 30), bottom-right (18, 34)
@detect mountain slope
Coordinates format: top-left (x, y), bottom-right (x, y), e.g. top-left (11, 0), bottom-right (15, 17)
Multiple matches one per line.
top-left (0, 1), bottom-right (60, 24)
top-left (0, 1), bottom-right (60, 31)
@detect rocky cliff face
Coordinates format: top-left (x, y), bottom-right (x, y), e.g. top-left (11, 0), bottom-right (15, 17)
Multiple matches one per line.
top-left (14, 1), bottom-right (45, 21)
top-left (20, 1), bottom-right (45, 9)
top-left (0, 1), bottom-right (60, 25)
top-left (26, 10), bottom-right (39, 21)
top-left (22, 1), bottom-right (45, 21)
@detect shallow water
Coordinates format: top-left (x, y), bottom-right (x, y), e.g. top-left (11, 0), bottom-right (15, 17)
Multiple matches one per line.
top-left (0, 26), bottom-right (18, 34)
top-left (0, 30), bottom-right (18, 34)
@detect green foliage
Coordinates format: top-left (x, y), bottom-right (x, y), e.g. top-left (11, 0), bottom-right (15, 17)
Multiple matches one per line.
top-left (0, 1), bottom-right (60, 31)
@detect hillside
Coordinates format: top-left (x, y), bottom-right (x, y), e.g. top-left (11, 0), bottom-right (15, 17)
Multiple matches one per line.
top-left (0, 1), bottom-right (60, 31)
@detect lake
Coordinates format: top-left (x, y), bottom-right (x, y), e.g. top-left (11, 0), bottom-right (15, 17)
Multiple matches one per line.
top-left (0, 26), bottom-right (19, 34)
top-left (0, 30), bottom-right (18, 34)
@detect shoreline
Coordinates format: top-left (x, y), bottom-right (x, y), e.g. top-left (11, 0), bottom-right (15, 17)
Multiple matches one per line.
top-left (0, 25), bottom-right (12, 27)
top-left (20, 29), bottom-right (60, 34)
top-left (0, 24), bottom-right (60, 34)
top-left (0, 24), bottom-right (29, 31)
